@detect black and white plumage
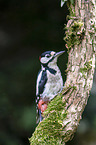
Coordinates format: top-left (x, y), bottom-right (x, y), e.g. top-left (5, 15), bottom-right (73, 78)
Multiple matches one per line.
top-left (36, 50), bottom-right (65, 123)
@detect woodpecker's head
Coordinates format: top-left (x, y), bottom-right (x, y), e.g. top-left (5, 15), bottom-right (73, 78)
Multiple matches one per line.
top-left (39, 51), bottom-right (65, 66)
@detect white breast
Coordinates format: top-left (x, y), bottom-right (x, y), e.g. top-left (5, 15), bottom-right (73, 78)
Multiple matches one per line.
top-left (42, 65), bottom-right (63, 101)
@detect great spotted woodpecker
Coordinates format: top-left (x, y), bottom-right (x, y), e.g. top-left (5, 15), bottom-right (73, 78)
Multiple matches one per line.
top-left (36, 51), bottom-right (65, 123)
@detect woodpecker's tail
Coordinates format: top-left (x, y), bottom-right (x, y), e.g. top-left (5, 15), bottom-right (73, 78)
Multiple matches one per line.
top-left (36, 96), bottom-right (43, 124)
top-left (36, 109), bottom-right (43, 124)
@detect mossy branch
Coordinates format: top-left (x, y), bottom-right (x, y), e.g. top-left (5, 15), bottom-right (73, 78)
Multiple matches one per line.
top-left (29, 0), bottom-right (96, 144)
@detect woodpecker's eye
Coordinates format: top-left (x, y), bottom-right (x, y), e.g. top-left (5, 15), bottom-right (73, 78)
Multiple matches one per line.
top-left (45, 54), bottom-right (50, 58)
top-left (51, 51), bottom-right (55, 56)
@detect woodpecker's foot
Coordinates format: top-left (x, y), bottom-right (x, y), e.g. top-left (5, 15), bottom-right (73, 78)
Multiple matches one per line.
top-left (38, 99), bottom-right (44, 110)
top-left (38, 99), bottom-right (48, 113)
top-left (41, 104), bottom-right (47, 113)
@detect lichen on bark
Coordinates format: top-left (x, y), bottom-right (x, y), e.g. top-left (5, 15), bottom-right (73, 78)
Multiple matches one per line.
top-left (29, 0), bottom-right (96, 144)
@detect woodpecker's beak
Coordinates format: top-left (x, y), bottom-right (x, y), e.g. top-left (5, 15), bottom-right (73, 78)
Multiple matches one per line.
top-left (54, 51), bottom-right (65, 57)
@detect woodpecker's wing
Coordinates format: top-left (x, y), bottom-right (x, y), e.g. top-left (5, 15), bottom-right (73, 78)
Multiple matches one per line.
top-left (36, 70), bottom-right (47, 97)
top-left (36, 70), bottom-right (47, 123)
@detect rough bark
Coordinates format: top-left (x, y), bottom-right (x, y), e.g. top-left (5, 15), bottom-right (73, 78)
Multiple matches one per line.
top-left (29, 0), bottom-right (96, 144)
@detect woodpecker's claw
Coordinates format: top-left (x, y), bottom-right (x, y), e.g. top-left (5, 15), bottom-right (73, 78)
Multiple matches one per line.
top-left (38, 99), bottom-right (48, 113)
top-left (41, 104), bottom-right (47, 113)
top-left (38, 99), bottom-right (44, 110)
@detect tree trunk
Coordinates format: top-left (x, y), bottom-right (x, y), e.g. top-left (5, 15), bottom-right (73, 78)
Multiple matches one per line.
top-left (29, 0), bottom-right (96, 144)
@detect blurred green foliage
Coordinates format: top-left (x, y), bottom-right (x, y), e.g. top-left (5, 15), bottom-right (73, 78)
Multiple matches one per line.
top-left (0, 0), bottom-right (96, 145)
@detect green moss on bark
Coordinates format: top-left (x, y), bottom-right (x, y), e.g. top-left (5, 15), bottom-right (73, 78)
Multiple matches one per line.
top-left (64, 19), bottom-right (84, 51)
top-left (29, 94), bottom-right (67, 145)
